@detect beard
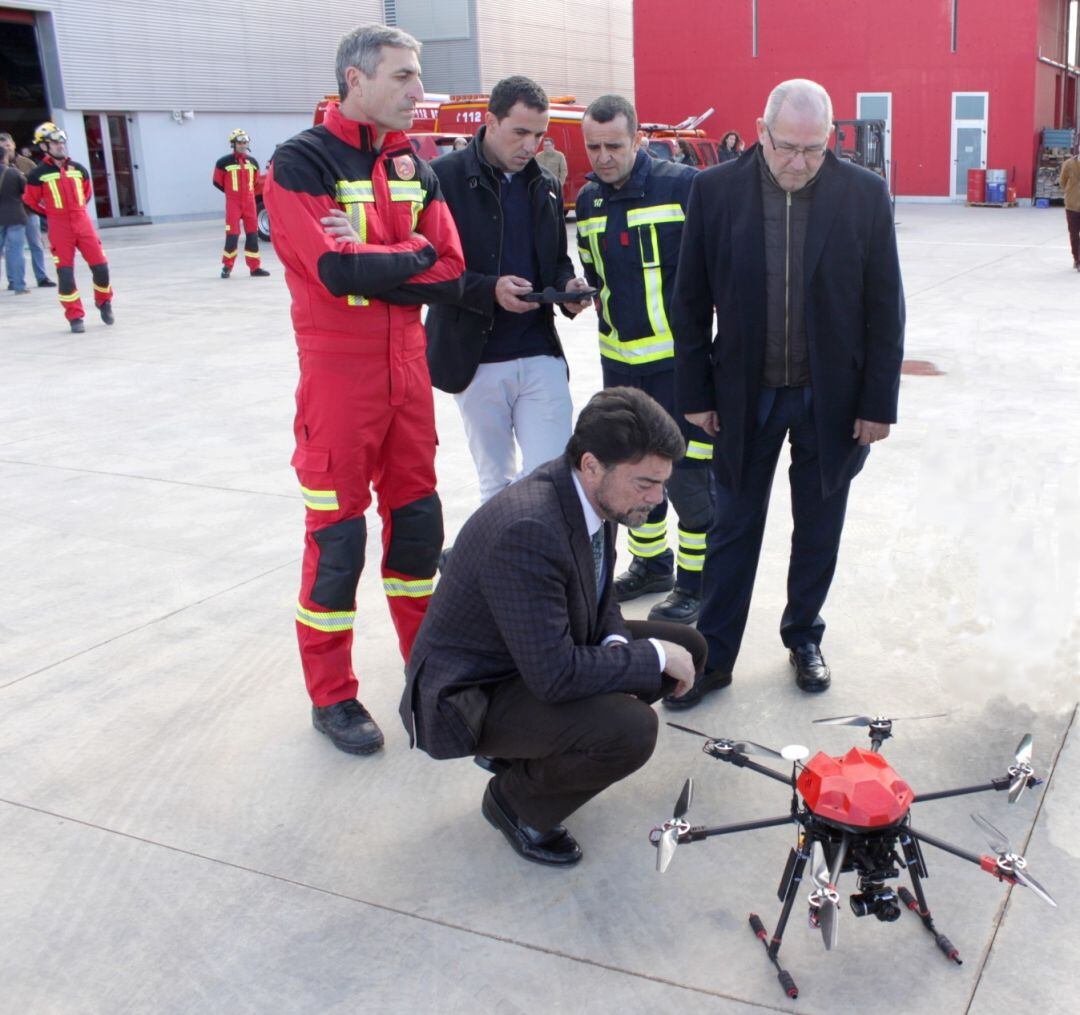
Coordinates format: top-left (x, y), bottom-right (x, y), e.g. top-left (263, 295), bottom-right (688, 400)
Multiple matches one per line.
top-left (595, 490), bottom-right (652, 529)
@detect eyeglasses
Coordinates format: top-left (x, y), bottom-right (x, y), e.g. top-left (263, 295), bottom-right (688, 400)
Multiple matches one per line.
top-left (766, 126), bottom-right (828, 160)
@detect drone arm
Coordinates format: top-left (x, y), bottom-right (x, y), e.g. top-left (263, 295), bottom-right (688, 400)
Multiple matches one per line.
top-left (912, 775), bottom-right (1018, 803)
top-left (907, 826), bottom-right (984, 867)
top-left (710, 750), bottom-right (793, 786)
top-left (679, 814), bottom-right (795, 843)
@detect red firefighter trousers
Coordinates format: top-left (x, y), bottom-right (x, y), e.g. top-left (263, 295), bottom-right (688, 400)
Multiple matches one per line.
top-left (49, 214), bottom-right (111, 321)
top-left (292, 348), bottom-right (439, 707)
top-left (223, 197), bottom-right (260, 270)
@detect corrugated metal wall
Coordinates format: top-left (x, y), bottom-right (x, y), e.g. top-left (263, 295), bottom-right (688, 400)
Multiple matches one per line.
top-left (474, 0), bottom-right (634, 105)
top-left (43, 0), bottom-right (384, 112)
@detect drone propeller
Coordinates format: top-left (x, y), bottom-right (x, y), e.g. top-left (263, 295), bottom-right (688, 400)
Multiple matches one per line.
top-left (666, 722), bottom-right (808, 762)
top-left (655, 778), bottom-right (693, 873)
top-left (1007, 733), bottom-right (1034, 804)
top-left (971, 813), bottom-right (1057, 907)
top-left (806, 842), bottom-right (840, 951)
top-left (812, 712), bottom-right (948, 728)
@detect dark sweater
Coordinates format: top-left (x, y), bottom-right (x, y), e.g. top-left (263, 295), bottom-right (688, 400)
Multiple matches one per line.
top-left (0, 162), bottom-right (28, 227)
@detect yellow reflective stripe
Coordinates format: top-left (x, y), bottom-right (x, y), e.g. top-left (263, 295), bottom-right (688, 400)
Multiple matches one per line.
top-left (628, 537), bottom-right (669, 558)
top-left (223, 249), bottom-right (238, 259)
top-left (300, 485), bottom-right (339, 511)
top-left (93, 284), bottom-right (111, 293)
top-left (598, 332), bottom-right (673, 365)
top-left (347, 295), bottom-right (370, 307)
top-left (46, 179), bottom-right (63, 207)
top-left (576, 215), bottom-right (607, 237)
top-left (346, 203), bottom-right (367, 245)
top-left (59, 291), bottom-right (81, 302)
top-left (626, 203), bottom-right (685, 228)
top-left (39, 171), bottom-right (61, 181)
top-left (685, 440), bottom-right (714, 461)
top-left (65, 169), bottom-right (86, 205)
top-left (388, 180), bottom-right (423, 201)
top-left (410, 202), bottom-right (421, 231)
top-left (246, 252), bottom-right (261, 262)
top-left (677, 528), bottom-right (707, 550)
top-left (296, 603), bottom-right (355, 632)
top-left (677, 552), bottom-right (705, 572)
top-left (579, 247), bottom-right (593, 264)
top-left (631, 520), bottom-right (667, 538)
top-left (383, 578), bottom-right (435, 598)
top-left (336, 180), bottom-right (375, 203)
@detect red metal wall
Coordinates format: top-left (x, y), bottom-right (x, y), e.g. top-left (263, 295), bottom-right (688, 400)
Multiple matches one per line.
top-left (633, 0), bottom-right (1071, 198)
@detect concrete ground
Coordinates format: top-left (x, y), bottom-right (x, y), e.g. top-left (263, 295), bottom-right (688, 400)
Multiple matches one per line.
top-left (1, 204), bottom-right (1078, 1015)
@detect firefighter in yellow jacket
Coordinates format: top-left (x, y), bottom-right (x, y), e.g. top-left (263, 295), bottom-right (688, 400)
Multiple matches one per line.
top-left (213, 128), bottom-right (269, 278)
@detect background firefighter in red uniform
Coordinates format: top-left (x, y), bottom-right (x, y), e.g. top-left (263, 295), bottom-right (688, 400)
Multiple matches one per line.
top-left (213, 128), bottom-right (269, 278)
top-left (23, 122), bottom-right (114, 334)
top-left (263, 24), bottom-right (464, 755)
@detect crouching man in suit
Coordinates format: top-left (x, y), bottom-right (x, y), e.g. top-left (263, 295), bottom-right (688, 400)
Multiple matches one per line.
top-left (399, 388), bottom-right (707, 866)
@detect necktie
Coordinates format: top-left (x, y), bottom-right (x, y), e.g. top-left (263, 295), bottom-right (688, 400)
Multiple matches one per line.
top-left (591, 527), bottom-right (605, 595)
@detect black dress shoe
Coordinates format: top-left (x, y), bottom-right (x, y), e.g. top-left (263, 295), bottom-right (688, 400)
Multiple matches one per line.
top-left (662, 668), bottom-right (732, 710)
top-left (474, 755), bottom-right (511, 776)
top-left (790, 644), bottom-right (831, 692)
top-left (614, 558), bottom-right (675, 603)
top-left (250, 267), bottom-right (271, 277)
top-left (38, 278), bottom-right (57, 287)
top-left (481, 780), bottom-right (582, 867)
top-left (647, 588), bottom-right (701, 624)
top-left (312, 698), bottom-right (385, 754)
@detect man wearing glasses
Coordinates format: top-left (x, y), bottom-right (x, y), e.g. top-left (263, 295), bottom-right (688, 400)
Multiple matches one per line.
top-left (672, 79), bottom-right (904, 702)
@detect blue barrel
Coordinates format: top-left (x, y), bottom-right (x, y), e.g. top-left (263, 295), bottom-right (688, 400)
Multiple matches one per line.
top-left (985, 169), bottom-right (1006, 203)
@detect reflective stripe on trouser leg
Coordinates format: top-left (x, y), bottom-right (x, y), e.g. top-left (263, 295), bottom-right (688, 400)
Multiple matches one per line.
top-left (222, 232), bottom-right (239, 266)
top-left (89, 262), bottom-right (112, 306)
top-left (244, 232), bottom-right (261, 270)
top-left (627, 517), bottom-right (667, 558)
top-left (381, 491), bottom-right (443, 657)
top-left (55, 264), bottom-right (84, 321)
top-left (665, 463), bottom-right (715, 595)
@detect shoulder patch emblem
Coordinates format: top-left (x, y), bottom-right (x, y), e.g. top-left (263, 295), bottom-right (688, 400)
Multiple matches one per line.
top-left (394, 155), bottom-right (416, 181)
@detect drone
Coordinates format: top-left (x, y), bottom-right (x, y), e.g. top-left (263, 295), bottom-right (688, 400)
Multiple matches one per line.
top-left (649, 713), bottom-right (1055, 1000)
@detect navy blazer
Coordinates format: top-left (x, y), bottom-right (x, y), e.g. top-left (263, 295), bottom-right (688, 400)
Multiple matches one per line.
top-left (672, 146), bottom-right (905, 497)
top-left (399, 459), bottom-right (662, 759)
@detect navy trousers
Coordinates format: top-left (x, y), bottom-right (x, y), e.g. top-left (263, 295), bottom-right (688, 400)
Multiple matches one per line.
top-left (699, 386), bottom-right (851, 673)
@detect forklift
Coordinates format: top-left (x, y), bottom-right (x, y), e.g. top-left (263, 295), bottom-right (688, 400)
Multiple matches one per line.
top-left (832, 118), bottom-right (893, 209)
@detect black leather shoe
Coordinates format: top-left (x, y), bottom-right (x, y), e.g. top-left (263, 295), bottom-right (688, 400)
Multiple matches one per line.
top-left (790, 644), bottom-right (831, 692)
top-left (474, 755), bottom-right (511, 776)
top-left (70, 318), bottom-right (85, 334)
top-left (38, 278), bottom-right (57, 287)
top-left (250, 267), bottom-right (270, 277)
top-left (647, 588), bottom-right (701, 624)
top-left (312, 698), bottom-right (385, 754)
top-left (99, 301), bottom-right (115, 325)
top-left (482, 780), bottom-right (582, 867)
top-left (614, 558), bottom-right (675, 603)
top-left (662, 668), bottom-right (732, 709)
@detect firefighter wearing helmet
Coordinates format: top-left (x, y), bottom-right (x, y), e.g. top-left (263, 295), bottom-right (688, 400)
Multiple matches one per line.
top-left (22, 121), bottom-right (115, 333)
top-left (213, 128), bottom-right (269, 277)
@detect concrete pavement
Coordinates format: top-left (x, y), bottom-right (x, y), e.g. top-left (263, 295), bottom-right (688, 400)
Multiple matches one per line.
top-left (1, 205), bottom-right (1078, 1014)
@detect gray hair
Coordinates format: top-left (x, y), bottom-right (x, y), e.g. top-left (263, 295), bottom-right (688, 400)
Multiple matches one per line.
top-left (762, 79), bottom-right (834, 133)
top-left (336, 24), bottom-right (421, 98)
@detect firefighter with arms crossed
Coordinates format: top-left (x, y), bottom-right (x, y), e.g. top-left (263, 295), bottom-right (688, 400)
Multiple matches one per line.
top-left (263, 24), bottom-right (465, 754)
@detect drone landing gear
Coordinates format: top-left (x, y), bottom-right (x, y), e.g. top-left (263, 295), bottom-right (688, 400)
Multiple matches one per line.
top-left (898, 831), bottom-right (962, 964)
top-left (746, 846), bottom-right (810, 999)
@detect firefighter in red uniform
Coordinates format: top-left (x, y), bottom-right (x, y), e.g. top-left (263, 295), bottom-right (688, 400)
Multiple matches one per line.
top-left (23, 122), bottom-right (114, 334)
top-left (263, 24), bottom-right (464, 755)
top-left (213, 128), bottom-right (269, 278)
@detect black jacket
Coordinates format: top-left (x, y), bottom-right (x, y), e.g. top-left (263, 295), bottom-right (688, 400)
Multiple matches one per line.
top-left (672, 146), bottom-right (905, 498)
top-left (425, 129), bottom-right (576, 393)
top-left (399, 458), bottom-right (660, 759)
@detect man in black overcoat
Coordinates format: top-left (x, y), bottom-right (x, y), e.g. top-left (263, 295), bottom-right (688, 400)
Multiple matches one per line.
top-left (671, 79), bottom-right (905, 704)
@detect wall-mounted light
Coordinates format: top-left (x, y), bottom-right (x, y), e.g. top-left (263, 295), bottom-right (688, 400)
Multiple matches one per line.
top-left (170, 110), bottom-right (196, 124)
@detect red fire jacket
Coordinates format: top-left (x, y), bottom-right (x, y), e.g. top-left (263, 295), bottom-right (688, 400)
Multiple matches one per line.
top-left (213, 152), bottom-right (261, 201)
top-left (263, 101), bottom-right (464, 357)
top-left (23, 156), bottom-right (94, 218)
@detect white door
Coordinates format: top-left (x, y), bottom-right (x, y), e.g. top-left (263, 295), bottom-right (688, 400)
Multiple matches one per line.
top-left (950, 92), bottom-right (989, 199)
top-left (857, 92), bottom-right (892, 178)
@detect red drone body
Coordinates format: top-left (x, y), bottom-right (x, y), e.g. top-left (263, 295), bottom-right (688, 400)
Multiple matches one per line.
top-left (798, 747), bottom-right (916, 830)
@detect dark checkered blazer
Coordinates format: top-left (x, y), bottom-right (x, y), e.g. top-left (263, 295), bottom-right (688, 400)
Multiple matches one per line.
top-left (399, 458), bottom-right (663, 759)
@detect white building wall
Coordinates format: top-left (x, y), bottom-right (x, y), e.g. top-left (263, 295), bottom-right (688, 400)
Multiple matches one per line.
top-left (474, 0), bottom-right (634, 105)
